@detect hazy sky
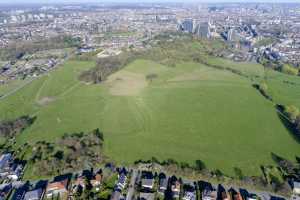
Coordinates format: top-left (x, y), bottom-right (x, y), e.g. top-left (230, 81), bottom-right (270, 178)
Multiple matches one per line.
top-left (0, 0), bottom-right (300, 4)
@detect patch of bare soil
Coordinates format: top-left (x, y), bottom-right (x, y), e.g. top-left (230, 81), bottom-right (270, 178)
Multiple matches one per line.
top-left (37, 97), bottom-right (56, 106)
top-left (105, 71), bottom-right (147, 96)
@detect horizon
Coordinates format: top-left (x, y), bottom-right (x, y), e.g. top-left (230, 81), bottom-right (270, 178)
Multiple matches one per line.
top-left (1, 0), bottom-right (300, 5)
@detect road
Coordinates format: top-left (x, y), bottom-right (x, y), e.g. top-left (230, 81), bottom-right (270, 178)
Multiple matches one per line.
top-left (126, 169), bottom-right (138, 200)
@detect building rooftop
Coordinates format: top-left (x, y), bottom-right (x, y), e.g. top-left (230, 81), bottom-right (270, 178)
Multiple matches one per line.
top-left (24, 188), bottom-right (43, 200)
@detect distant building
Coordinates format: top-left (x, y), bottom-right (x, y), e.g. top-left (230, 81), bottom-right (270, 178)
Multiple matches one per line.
top-left (196, 22), bottom-right (210, 38)
top-left (179, 19), bottom-right (194, 33)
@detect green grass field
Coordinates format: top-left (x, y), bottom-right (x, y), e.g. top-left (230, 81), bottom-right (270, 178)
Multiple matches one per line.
top-left (0, 79), bottom-right (28, 96)
top-left (0, 57), bottom-right (299, 177)
top-left (264, 69), bottom-right (300, 108)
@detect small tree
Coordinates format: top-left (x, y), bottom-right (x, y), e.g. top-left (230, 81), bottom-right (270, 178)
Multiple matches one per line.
top-left (284, 105), bottom-right (299, 122)
top-left (53, 150), bottom-right (64, 160)
top-left (146, 73), bottom-right (158, 82)
top-left (233, 167), bottom-right (244, 180)
top-left (93, 128), bottom-right (104, 141)
top-left (83, 177), bottom-right (93, 199)
top-left (195, 160), bottom-right (206, 171)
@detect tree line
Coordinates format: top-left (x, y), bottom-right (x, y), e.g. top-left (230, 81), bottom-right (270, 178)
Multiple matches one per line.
top-left (0, 115), bottom-right (36, 138)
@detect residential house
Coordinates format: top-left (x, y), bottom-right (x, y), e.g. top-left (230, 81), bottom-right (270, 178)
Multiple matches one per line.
top-left (0, 153), bottom-right (13, 179)
top-left (233, 192), bottom-right (243, 200)
top-left (217, 184), bottom-right (229, 200)
top-left (158, 173), bottom-right (168, 194)
top-left (90, 173), bottom-right (102, 191)
top-left (182, 183), bottom-right (196, 200)
top-left (23, 188), bottom-right (44, 200)
top-left (141, 171), bottom-right (154, 190)
top-left (72, 176), bottom-right (85, 194)
top-left (228, 188), bottom-right (242, 200)
top-left (45, 178), bottom-right (69, 199)
top-left (7, 163), bottom-right (24, 181)
top-left (202, 186), bottom-right (217, 200)
top-left (0, 153), bottom-right (25, 181)
top-left (220, 191), bottom-right (230, 200)
top-left (116, 172), bottom-right (127, 191)
top-left (10, 182), bottom-right (30, 200)
top-left (171, 180), bottom-right (181, 198)
top-left (72, 170), bottom-right (102, 193)
top-left (293, 181), bottom-right (300, 195)
top-left (0, 153), bottom-right (12, 170)
top-left (111, 168), bottom-right (127, 200)
top-left (0, 183), bottom-right (12, 200)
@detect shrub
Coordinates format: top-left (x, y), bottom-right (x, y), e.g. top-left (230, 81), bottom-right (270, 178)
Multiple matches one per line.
top-left (284, 105), bottom-right (299, 122)
top-left (281, 64), bottom-right (299, 76)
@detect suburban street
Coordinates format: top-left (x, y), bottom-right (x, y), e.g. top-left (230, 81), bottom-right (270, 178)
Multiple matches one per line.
top-left (126, 169), bottom-right (138, 200)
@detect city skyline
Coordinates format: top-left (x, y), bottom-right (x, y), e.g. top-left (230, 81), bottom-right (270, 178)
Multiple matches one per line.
top-left (1, 0), bottom-right (300, 4)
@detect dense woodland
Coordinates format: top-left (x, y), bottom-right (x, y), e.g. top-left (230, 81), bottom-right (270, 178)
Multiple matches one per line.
top-left (19, 128), bottom-right (106, 177)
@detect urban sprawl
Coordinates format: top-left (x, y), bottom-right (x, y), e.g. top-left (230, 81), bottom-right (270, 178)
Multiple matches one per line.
top-left (0, 2), bottom-right (300, 200)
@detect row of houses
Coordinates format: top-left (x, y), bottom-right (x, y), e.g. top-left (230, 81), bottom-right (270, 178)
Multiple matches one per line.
top-left (0, 152), bottom-right (298, 200)
top-left (0, 167), bottom-right (103, 200)
top-left (131, 169), bottom-right (296, 200)
top-left (110, 168), bottom-right (128, 200)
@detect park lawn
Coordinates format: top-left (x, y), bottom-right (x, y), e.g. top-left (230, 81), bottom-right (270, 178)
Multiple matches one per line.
top-left (102, 60), bottom-right (300, 176)
top-left (265, 69), bottom-right (300, 109)
top-left (206, 57), bottom-right (265, 78)
top-left (0, 78), bottom-right (29, 96)
top-left (0, 58), bottom-right (299, 178)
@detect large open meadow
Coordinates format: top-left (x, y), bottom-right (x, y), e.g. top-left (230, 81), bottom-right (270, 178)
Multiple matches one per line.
top-left (0, 57), bottom-right (299, 176)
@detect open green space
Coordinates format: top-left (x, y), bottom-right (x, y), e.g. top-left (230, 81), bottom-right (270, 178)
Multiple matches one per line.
top-left (264, 69), bottom-right (300, 108)
top-left (0, 79), bottom-right (28, 96)
top-left (0, 54), bottom-right (299, 177)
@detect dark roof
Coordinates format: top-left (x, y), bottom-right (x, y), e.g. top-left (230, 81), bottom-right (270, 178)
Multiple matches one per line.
top-left (141, 171), bottom-right (153, 179)
top-left (10, 182), bottom-right (31, 200)
top-left (158, 172), bottom-right (166, 179)
top-left (24, 188), bottom-right (43, 200)
top-left (142, 179), bottom-right (154, 187)
top-left (183, 184), bottom-right (195, 192)
top-left (159, 178), bottom-right (168, 188)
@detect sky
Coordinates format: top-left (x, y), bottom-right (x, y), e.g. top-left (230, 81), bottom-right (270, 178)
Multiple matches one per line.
top-left (0, 0), bottom-right (300, 4)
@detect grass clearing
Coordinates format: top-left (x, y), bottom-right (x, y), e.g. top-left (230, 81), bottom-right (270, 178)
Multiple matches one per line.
top-left (106, 70), bottom-right (147, 96)
top-left (265, 69), bottom-right (300, 108)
